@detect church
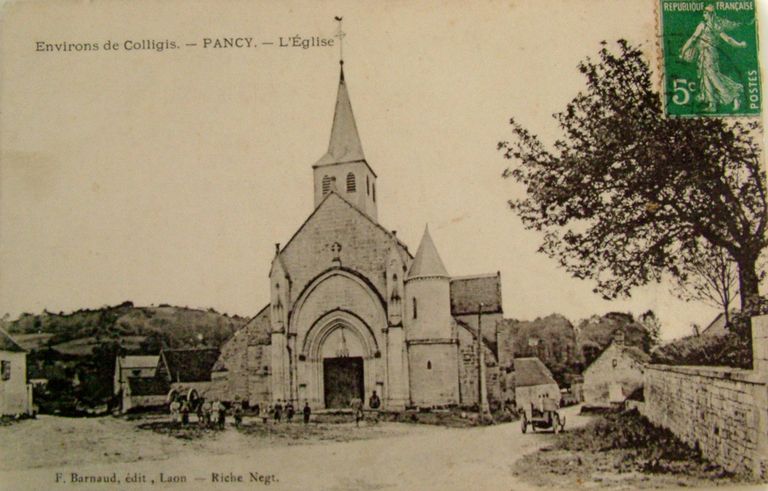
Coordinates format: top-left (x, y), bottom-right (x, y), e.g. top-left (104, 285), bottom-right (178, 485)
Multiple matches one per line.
top-left (212, 60), bottom-right (505, 411)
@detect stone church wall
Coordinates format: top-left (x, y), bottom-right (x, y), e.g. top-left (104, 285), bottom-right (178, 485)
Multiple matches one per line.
top-left (408, 343), bottom-right (459, 407)
top-left (247, 345), bottom-right (271, 407)
top-left (457, 326), bottom-right (501, 408)
top-left (280, 194), bottom-right (408, 308)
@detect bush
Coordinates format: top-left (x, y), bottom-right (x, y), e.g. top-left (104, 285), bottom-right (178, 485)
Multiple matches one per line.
top-left (652, 332), bottom-right (751, 368)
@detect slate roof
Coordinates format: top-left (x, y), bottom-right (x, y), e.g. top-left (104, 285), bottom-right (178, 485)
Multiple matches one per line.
top-left (450, 273), bottom-right (502, 315)
top-left (159, 348), bottom-right (220, 383)
top-left (119, 355), bottom-right (159, 370)
top-left (127, 377), bottom-right (170, 396)
top-left (513, 357), bottom-right (558, 388)
top-left (247, 305), bottom-right (272, 346)
top-left (407, 226), bottom-right (449, 279)
top-left (701, 312), bottom-right (730, 336)
top-left (314, 65), bottom-right (367, 168)
top-left (0, 328), bottom-right (25, 353)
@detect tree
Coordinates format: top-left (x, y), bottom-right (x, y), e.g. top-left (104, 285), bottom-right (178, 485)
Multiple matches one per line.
top-left (499, 40), bottom-right (766, 308)
top-left (638, 310), bottom-right (661, 348)
top-left (672, 240), bottom-right (740, 324)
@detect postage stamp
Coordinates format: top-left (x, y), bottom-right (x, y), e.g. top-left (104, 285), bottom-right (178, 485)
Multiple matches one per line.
top-left (659, 0), bottom-right (761, 116)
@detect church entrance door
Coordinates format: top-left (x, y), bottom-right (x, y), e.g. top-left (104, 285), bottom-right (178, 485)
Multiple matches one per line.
top-left (323, 357), bottom-right (364, 409)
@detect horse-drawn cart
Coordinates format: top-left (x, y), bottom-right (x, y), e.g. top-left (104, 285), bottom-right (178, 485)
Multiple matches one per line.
top-left (520, 397), bottom-right (565, 433)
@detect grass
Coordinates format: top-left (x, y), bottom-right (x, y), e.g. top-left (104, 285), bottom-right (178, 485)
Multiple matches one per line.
top-left (512, 409), bottom-right (755, 489)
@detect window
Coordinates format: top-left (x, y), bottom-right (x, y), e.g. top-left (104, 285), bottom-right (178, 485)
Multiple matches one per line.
top-left (346, 172), bottom-right (356, 192)
top-left (612, 359), bottom-right (618, 368)
top-left (322, 175), bottom-right (332, 195)
top-left (413, 297), bottom-right (418, 319)
top-left (366, 176), bottom-right (370, 195)
top-left (373, 182), bottom-right (376, 202)
top-left (427, 361), bottom-right (432, 370)
top-left (1, 361), bottom-right (10, 381)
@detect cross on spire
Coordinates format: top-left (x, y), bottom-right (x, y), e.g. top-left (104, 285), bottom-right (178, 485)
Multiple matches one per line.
top-left (334, 16), bottom-right (345, 65)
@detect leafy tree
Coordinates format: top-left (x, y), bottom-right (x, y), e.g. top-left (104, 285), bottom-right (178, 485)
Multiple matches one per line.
top-left (672, 240), bottom-right (740, 324)
top-left (499, 40), bottom-right (766, 308)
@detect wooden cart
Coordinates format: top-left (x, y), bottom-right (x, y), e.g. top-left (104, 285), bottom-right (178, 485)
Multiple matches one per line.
top-left (520, 397), bottom-right (565, 433)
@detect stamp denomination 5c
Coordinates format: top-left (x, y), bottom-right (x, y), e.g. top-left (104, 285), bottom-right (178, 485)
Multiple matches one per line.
top-left (659, 0), bottom-right (761, 116)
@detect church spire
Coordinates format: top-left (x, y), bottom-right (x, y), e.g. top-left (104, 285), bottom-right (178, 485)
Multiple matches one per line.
top-left (315, 16), bottom-right (365, 166)
top-left (407, 226), bottom-right (449, 279)
top-left (315, 63), bottom-right (366, 166)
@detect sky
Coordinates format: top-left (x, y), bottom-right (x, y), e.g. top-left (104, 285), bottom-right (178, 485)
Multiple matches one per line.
top-left (1, 0), bottom-right (766, 340)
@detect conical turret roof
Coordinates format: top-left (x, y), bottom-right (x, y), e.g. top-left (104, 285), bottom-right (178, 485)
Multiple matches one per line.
top-left (407, 226), bottom-right (449, 279)
top-left (315, 64), bottom-right (366, 166)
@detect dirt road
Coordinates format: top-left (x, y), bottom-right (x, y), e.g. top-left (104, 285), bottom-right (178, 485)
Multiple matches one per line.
top-left (0, 405), bottom-right (588, 491)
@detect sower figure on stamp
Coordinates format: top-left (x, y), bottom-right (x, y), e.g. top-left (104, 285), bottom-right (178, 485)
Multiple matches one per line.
top-left (680, 4), bottom-right (747, 112)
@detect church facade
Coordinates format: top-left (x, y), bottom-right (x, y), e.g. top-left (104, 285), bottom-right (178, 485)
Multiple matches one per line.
top-left (213, 63), bottom-right (505, 410)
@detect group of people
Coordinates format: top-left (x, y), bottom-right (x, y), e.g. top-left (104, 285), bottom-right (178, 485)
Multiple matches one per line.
top-left (261, 400), bottom-right (312, 424)
top-left (169, 397), bottom-right (243, 429)
top-left (168, 391), bottom-right (384, 428)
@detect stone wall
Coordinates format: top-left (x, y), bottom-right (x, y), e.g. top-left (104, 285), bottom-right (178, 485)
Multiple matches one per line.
top-left (457, 325), bottom-right (501, 407)
top-left (642, 315), bottom-right (768, 478)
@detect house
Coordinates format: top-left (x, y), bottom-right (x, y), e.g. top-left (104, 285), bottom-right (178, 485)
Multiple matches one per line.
top-left (121, 377), bottom-right (169, 413)
top-left (158, 348), bottom-right (220, 400)
top-left (700, 312), bottom-right (732, 336)
top-left (0, 328), bottom-right (33, 416)
top-left (113, 355), bottom-right (160, 413)
top-left (513, 357), bottom-right (559, 411)
top-left (582, 337), bottom-right (650, 407)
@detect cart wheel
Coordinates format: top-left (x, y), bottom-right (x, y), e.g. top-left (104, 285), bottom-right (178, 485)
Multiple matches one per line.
top-left (553, 413), bottom-right (561, 434)
top-left (521, 415), bottom-right (527, 433)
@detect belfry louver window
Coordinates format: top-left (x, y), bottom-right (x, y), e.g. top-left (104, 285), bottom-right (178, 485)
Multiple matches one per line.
top-left (346, 172), bottom-right (356, 192)
top-left (322, 175), bottom-right (332, 195)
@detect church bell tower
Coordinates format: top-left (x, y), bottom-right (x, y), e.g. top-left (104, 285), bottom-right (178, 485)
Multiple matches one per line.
top-left (312, 60), bottom-right (378, 221)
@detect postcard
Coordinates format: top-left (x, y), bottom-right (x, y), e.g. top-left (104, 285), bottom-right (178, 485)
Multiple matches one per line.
top-left (0, 0), bottom-right (766, 489)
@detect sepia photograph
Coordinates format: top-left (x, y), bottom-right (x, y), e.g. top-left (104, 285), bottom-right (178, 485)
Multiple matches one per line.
top-left (0, 0), bottom-right (766, 489)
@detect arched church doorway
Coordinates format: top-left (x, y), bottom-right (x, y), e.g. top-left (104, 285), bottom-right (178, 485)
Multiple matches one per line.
top-left (318, 323), bottom-right (366, 408)
top-left (323, 356), bottom-right (364, 408)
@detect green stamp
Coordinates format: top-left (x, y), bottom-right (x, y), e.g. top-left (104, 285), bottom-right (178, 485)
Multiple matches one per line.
top-left (659, 1), bottom-right (761, 116)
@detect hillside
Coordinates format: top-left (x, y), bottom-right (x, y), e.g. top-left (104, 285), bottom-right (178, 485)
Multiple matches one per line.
top-left (3, 302), bottom-right (250, 414)
top-left (6, 301), bottom-right (248, 353)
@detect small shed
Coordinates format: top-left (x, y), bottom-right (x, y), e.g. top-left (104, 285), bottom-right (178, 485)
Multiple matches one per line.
top-left (513, 357), bottom-right (559, 412)
top-left (582, 341), bottom-right (649, 407)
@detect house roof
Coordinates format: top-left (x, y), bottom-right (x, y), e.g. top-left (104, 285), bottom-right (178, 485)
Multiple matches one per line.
top-left (246, 304), bottom-right (272, 346)
top-left (314, 64), bottom-right (368, 169)
top-left (407, 226), bottom-right (449, 279)
top-left (701, 312), bottom-right (730, 336)
top-left (0, 327), bottom-right (25, 353)
top-left (127, 377), bottom-right (170, 397)
top-left (450, 273), bottom-right (502, 315)
top-left (513, 357), bottom-right (558, 387)
top-left (119, 355), bottom-right (159, 370)
top-left (160, 348), bottom-right (220, 383)
top-left (618, 345), bottom-right (651, 364)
